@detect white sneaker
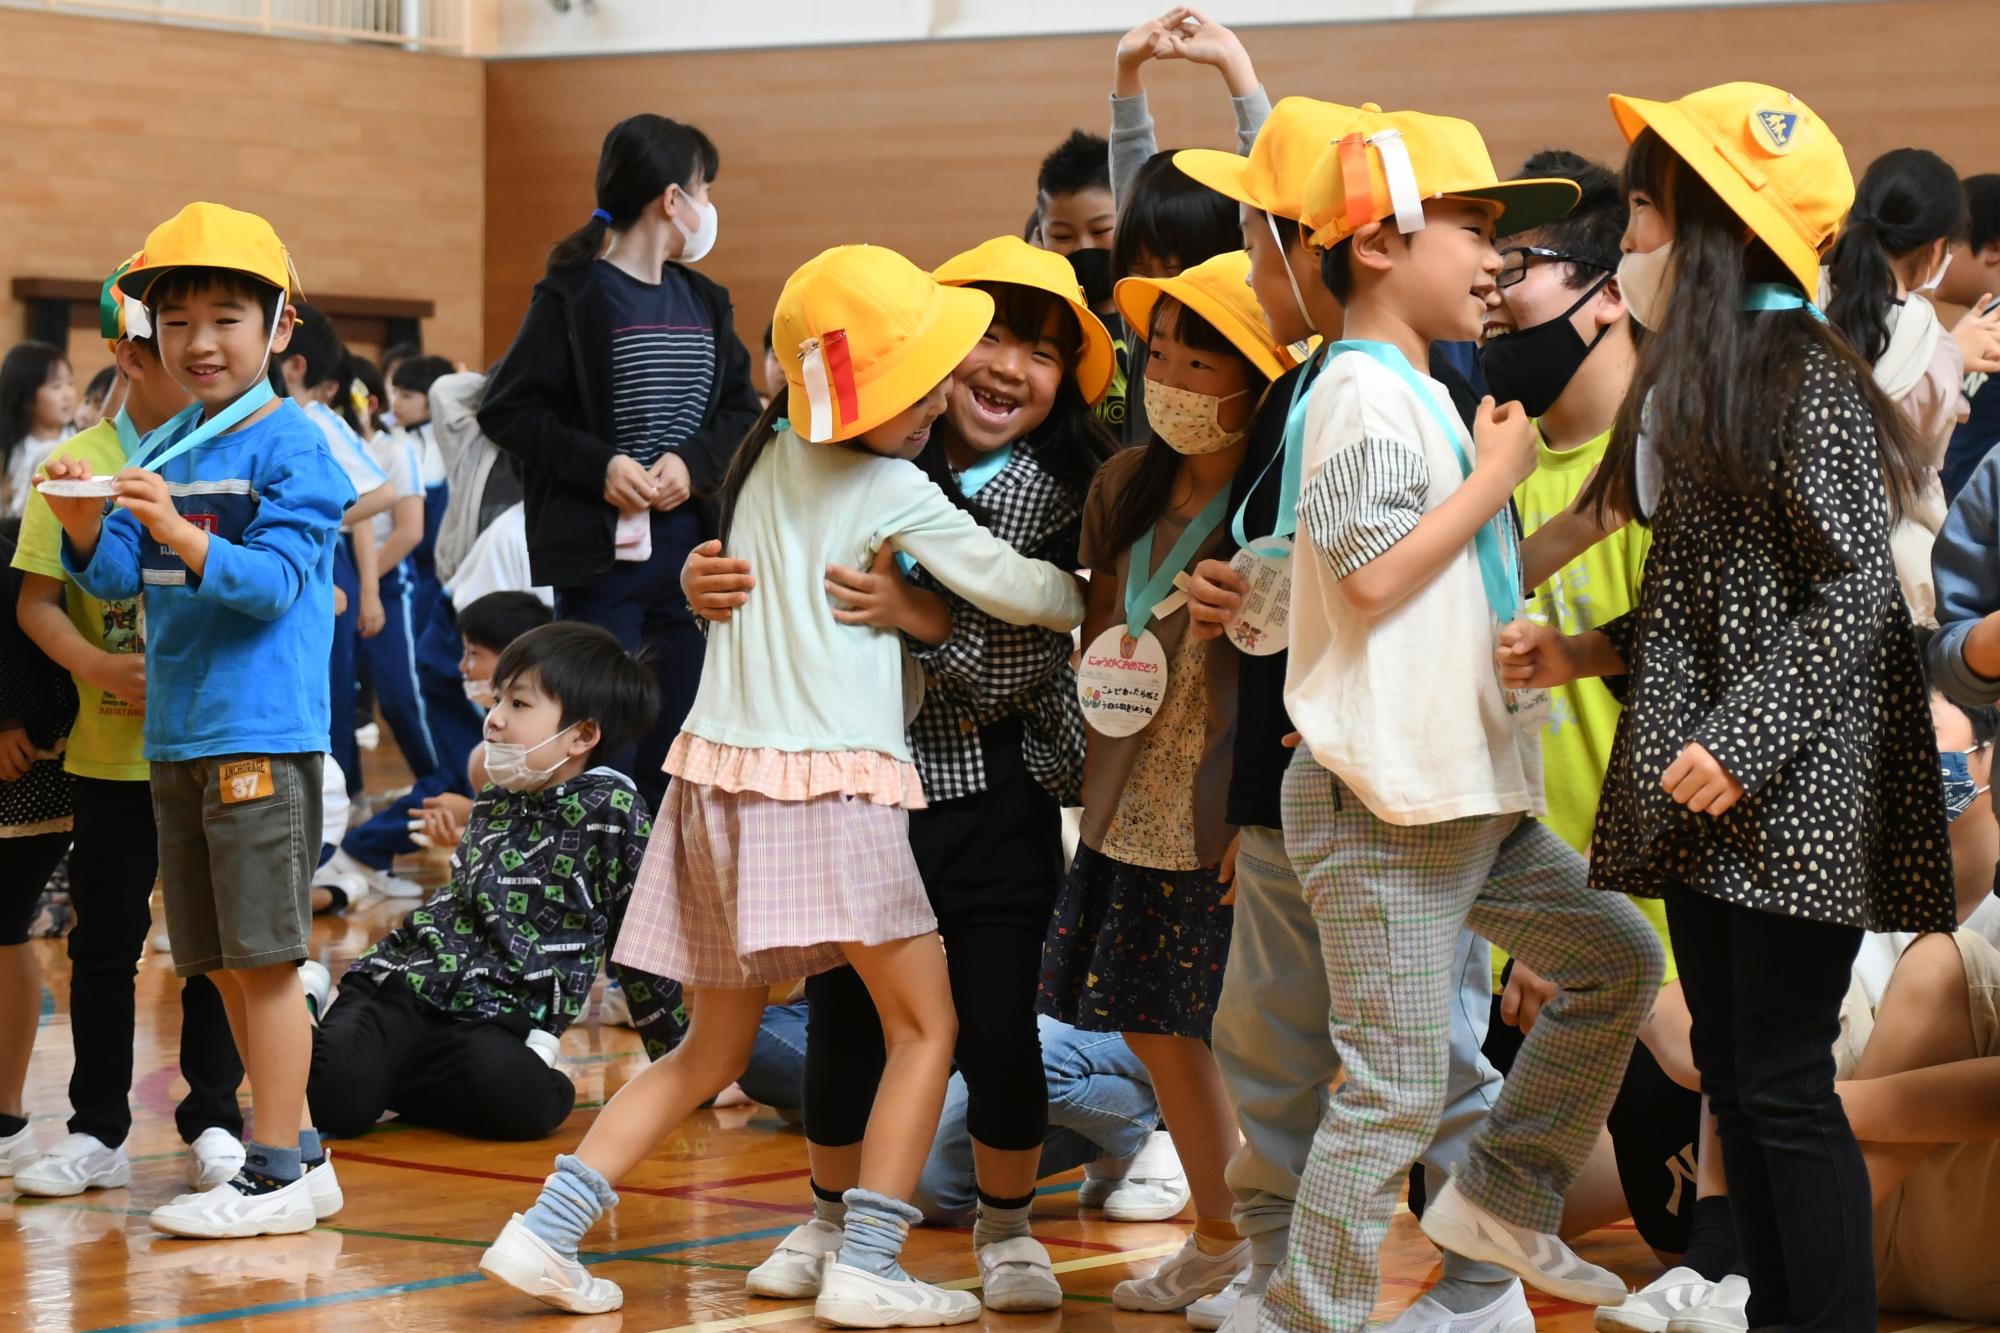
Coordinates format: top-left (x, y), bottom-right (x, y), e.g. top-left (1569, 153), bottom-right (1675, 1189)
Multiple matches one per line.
top-left (355, 722), bottom-right (381, 752)
top-left (1419, 1178), bottom-right (1627, 1307)
top-left (149, 1172), bottom-right (317, 1238)
top-left (746, 1217), bottom-right (844, 1298)
top-left (328, 847), bottom-right (425, 900)
top-left (1665, 1275), bottom-right (1750, 1333)
top-left (597, 980), bottom-right (632, 1028)
top-left (479, 1212), bottom-right (622, 1314)
top-left (1188, 1274), bottom-right (1246, 1330)
top-left (525, 1029), bottom-right (561, 1068)
top-left (299, 959), bottom-right (332, 1023)
top-left (815, 1257), bottom-right (981, 1327)
top-left (306, 1153), bottom-right (344, 1220)
top-left (14, 1132), bottom-right (130, 1197)
top-left (0, 1123), bottom-right (39, 1176)
top-left (1382, 1279), bottom-right (1535, 1333)
top-left (1596, 1267), bottom-right (1719, 1333)
top-left (1113, 1234), bottom-right (1248, 1312)
top-left (1218, 1288), bottom-right (1261, 1333)
top-left (186, 1128), bottom-right (245, 1191)
top-left (1081, 1130), bottom-right (1191, 1221)
top-left (976, 1234), bottom-right (1062, 1312)
top-left (311, 861), bottom-right (371, 913)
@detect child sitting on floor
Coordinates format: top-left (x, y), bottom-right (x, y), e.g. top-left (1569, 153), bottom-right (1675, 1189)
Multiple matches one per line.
top-left (301, 621), bottom-right (687, 1142)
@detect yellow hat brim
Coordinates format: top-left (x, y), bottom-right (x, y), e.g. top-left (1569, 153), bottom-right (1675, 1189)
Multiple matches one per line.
top-left (1610, 92), bottom-right (1820, 293)
top-left (932, 263), bottom-right (1117, 406)
top-left (787, 284), bottom-right (996, 444)
top-left (1114, 274), bottom-right (1287, 382)
top-left (1173, 148), bottom-right (1261, 212)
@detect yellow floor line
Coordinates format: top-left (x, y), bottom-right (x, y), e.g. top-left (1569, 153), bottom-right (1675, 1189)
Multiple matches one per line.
top-left (640, 1241), bottom-right (1181, 1333)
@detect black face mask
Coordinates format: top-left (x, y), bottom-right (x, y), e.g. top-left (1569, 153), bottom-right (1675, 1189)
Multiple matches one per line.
top-left (1478, 274), bottom-right (1612, 418)
top-left (1066, 247), bottom-right (1114, 310)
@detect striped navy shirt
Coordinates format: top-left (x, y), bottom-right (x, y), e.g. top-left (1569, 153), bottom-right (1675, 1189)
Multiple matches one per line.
top-left (594, 260), bottom-right (715, 467)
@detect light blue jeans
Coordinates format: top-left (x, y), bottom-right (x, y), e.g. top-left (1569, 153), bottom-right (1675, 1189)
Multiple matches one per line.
top-left (737, 1003), bottom-right (1161, 1224)
top-left (1212, 824), bottom-right (1511, 1284)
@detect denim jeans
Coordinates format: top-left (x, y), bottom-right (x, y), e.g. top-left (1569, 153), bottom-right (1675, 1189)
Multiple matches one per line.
top-left (739, 1003), bottom-right (1160, 1223)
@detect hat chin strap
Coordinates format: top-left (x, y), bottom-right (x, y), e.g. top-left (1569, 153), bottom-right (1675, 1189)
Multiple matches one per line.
top-left (1369, 130), bottom-right (1428, 236)
top-left (1266, 211), bottom-right (1317, 338)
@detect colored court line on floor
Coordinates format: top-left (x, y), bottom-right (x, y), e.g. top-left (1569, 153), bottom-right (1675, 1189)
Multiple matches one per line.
top-left (85, 1220), bottom-right (803, 1332)
top-left (332, 1147), bottom-right (811, 1205)
top-left (638, 1241), bottom-right (1182, 1333)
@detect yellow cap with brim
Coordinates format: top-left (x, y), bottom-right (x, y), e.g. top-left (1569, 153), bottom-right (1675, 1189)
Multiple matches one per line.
top-left (1174, 96), bottom-right (1365, 226)
top-left (1114, 250), bottom-right (1294, 382)
top-left (1301, 104), bottom-right (1579, 250)
top-left (932, 235), bottom-right (1117, 405)
top-left (116, 201), bottom-right (300, 306)
top-left (1609, 83), bottom-right (1852, 295)
top-left (776, 245), bottom-right (996, 445)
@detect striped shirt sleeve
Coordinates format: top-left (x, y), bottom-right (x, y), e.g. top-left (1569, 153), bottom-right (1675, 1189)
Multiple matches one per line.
top-left (1299, 437), bottom-right (1430, 580)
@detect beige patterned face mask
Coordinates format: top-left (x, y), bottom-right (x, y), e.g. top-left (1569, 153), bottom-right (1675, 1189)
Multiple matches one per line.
top-left (1144, 378), bottom-right (1249, 455)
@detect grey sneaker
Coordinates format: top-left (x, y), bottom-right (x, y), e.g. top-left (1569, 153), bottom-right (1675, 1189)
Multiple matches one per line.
top-left (1419, 1178), bottom-right (1626, 1306)
top-left (976, 1234), bottom-right (1062, 1312)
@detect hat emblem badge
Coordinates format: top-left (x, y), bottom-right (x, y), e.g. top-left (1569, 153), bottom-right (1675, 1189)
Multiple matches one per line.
top-left (1752, 109), bottom-right (1800, 154)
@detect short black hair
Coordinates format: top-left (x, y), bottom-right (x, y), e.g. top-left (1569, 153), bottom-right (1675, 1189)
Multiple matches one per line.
top-left (380, 340), bottom-right (421, 372)
top-left (276, 302), bottom-right (346, 391)
top-left (1966, 174), bottom-right (2000, 255)
top-left (1514, 149), bottom-right (1626, 287)
top-left (1038, 130), bottom-right (1111, 200)
top-left (1111, 151), bottom-right (1241, 284)
top-left (492, 621), bottom-right (658, 764)
top-left (457, 591), bottom-right (552, 654)
top-left (144, 266), bottom-right (283, 326)
top-left (1319, 237), bottom-right (1359, 304)
top-left (391, 354), bottom-right (454, 397)
top-left (761, 322), bottom-right (774, 354)
top-left (83, 364), bottom-right (117, 403)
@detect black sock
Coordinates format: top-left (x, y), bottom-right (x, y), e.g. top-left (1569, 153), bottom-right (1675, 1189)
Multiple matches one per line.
top-left (230, 1165), bottom-right (292, 1196)
top-left (0, 1112), bottom-right (26, 1137)
top-left (1679, 1194), bottom-right (1741, 1280)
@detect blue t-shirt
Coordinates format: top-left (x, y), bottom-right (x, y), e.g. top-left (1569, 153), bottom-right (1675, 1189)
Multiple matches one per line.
top-left (594, 260), bottom-right (715, 467)
top-left (63, 399), bottom-right (355, 761)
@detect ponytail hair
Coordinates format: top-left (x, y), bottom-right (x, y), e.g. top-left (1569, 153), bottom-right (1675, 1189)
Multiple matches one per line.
top-left (715, 394), bottom-right (788, 547)
top-left (1824, 147), bottom-right (1967, 364)
top-left (548, 113), bottom-right (721, 275)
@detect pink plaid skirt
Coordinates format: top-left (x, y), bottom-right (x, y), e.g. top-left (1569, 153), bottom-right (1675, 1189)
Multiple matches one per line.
top-left (612, 781), bottom-right (939, 989)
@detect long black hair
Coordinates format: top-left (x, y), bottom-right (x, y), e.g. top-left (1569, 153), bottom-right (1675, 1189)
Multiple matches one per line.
top-left (1580, 128), bottom-right (1927, 525)
top-left (548, 114), bottom-right (720, 274)
top-left (1096, 298), bottom-right (1259, 560)
top-left (1824, 147), bottom-right (1967, 364)
top-left (0, 341), bottom-right (68, 461)
top-left (1111, 151), bottom-right (1241, 285)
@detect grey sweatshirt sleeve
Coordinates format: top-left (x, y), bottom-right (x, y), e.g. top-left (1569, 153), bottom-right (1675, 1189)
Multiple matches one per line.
top-left (1930, 443), bottom-right (2000, 704)
top-left (1233, 84), bottom-right (1272, 155)
top-left (1109, 91), bottom-right (1159, 207)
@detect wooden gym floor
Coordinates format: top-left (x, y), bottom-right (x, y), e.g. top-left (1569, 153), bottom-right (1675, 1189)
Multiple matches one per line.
top-left (5, 746), bottom-right (1994, 1331)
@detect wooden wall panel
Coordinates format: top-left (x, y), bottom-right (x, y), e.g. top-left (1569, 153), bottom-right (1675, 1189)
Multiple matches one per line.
top-left (0, 9), bottom-right (485, 384)
top-left (484, 0), bottom-right (2000, 365)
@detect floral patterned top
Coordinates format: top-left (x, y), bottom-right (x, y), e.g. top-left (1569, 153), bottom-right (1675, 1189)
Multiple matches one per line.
top-left (1589, 344), bottom-right (1955, 933)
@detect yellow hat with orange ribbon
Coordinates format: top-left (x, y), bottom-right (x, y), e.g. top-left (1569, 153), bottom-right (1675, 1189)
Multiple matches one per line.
top-left (775, 246), bottom-right (995, 444)
top-left (1608, 82), bottom-right (1852, 294)
top-left (933, 235), bottom-right (1117, 405)
top-left (116, 202), bottom-right (301, 306)
top-left (1114, 250), bottom-right (1297, 382)
top-left (1300, 104), bottom-right (1579, 250)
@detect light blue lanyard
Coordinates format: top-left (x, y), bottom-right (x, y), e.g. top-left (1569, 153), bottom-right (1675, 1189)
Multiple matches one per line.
top-left (1323, 339), bottom-right (1520, 624)
top-left (897, 443), bottom-right (1017, 576)
top-left (126, 379), bottom-right (276, 476)
top-left (110, 408), bottom-right (141, 459)
top-left (1230, 345), bottom-right (1325, 559)
top-left (1742, 284), bottom-right (1827, 321)
top-left (1123, 485), bottom-right (1233, 639)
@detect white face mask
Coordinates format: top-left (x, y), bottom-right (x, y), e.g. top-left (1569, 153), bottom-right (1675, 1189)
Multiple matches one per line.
top-left (1616, 243), bottom-right (1674, 331)
top-left (484, 721), bottom-right (581, 793)
top-left (1917, 248), bottom-right (1953, 295)
top-left (463, 677), bottom-right (496, 710)
top-left (1145, 378), bottom-right (1249, 455)
top-left (671, 189), bottom-right (719, 264)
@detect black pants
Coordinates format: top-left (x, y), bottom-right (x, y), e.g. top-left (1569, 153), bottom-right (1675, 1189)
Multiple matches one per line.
top-left (804, 721), bottom-right (1063, 1153)
top-left (1664, 881), bottom-right (1870, 1332)
top-left (307, 972), bottom-right (575, 1141)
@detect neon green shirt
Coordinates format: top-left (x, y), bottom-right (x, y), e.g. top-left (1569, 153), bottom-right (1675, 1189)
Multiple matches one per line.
top-left (11, 422), bottom-right (148, 782)
top-left (1505, 425), bottom-right (1674, 984)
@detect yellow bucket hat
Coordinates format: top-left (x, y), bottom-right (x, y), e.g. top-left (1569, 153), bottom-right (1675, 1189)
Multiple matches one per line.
top-left (1609, 82), bottom-right (1852, 294)
top-left (1175, 97), bottom-right (1366, 228)
top-left (1114, 250), bottom-right (1295, 382)
top-left (933, 235), bottom-right (1117, 405)
top-left (1301, 104), bottom-right (1579, 250)
top-left (117, 202), bottom-right (302, 305)
top-left (775, 245), bottom-right (995, 444)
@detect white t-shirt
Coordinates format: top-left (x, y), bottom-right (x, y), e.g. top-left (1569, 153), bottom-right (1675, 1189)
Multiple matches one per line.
top-left (303, 400), bottom-right (387, 504)
top-left (6, 431), bottom-right (69, 519)
top-left (445, 503), bottom-right (552, 611)
top-left (364, 429), bottom-right (424, 546)
top-left (1284, 351), bottom-right (1541, 826)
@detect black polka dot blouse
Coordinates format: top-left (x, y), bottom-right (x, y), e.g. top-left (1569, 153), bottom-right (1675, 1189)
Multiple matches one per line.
top-left (1588, 343), bottom-right (1957, 933)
